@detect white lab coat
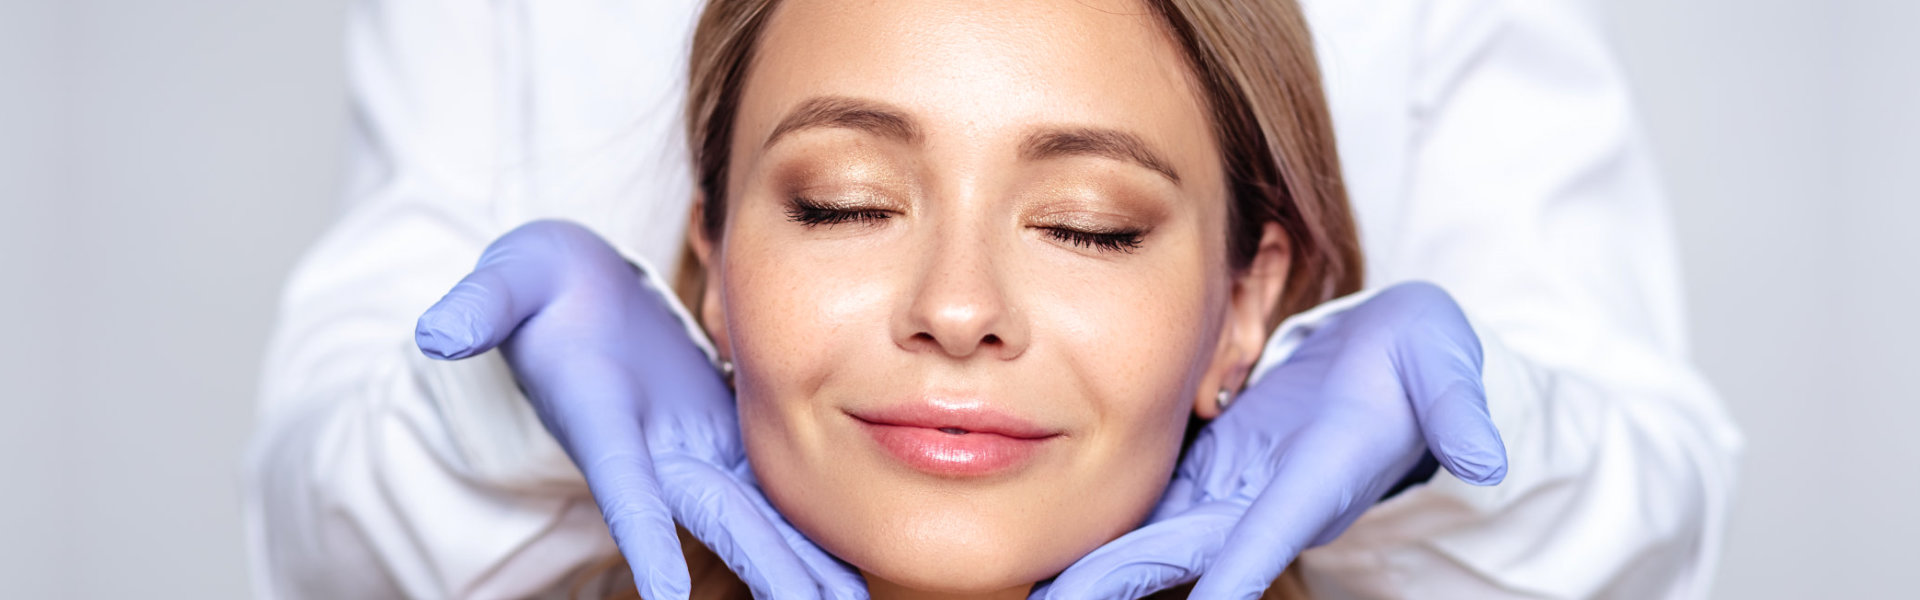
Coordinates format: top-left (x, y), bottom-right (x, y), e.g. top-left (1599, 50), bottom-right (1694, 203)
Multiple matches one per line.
top-left (246, 0), bottom-right (1742, 598)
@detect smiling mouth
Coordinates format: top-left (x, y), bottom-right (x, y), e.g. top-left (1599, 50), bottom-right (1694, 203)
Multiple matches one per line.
top-left (843, 403), bottom-right (1062, 477)
top-left (843, 402), bottom-right (1063, 440)
top-left (854, 418), bottom-right (1056, 477)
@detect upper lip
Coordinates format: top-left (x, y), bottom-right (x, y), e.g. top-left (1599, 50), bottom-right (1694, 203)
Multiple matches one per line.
top-left (846, 398), bottom-right (1063, 440)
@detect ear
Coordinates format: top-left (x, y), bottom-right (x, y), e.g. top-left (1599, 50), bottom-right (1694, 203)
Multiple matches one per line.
top-left (687, 196), bottom-right (732, 360)
top-left (1193, 222), bottom-right (1290, 419)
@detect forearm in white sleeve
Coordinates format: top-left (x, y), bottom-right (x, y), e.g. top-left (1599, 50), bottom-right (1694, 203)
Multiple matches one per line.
top-left (243, 1), bottom-right (702, 597)
top-left (1273, 0), bottom-right (1744, 597)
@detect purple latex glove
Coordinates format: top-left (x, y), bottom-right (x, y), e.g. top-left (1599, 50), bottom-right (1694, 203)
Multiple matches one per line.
top-left (414, 221), bottom-right (865, 600)
top-left (1034, 282), bottom-right (1508, 599)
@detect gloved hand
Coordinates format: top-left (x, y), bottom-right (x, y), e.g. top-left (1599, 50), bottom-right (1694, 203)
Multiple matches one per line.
top-left (1034, 282), bottom-right (1509, 599)
top-left (414, 220), bottom-right (866, 600)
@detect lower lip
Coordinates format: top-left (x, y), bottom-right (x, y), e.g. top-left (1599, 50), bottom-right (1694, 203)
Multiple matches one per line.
top-left (857, 420), bottom-right (1052, 477)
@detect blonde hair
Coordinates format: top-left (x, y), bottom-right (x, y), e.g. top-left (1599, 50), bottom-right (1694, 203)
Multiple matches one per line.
top-left (643, 0), bottom-right (1361, 596)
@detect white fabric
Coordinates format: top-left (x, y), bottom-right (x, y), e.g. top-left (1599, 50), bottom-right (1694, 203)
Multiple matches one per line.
top-left (246, 0), bottom-right (1742, 598)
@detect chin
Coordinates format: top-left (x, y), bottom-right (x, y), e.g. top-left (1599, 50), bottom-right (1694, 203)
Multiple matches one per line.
top-left (850, 517), bottom-right (1063, 596)
top-left (750, 425), bottom-right (1181, 598)
top-left (863, 565), bottom-right (1032, 598)
top-left (812, 490), bottom-right (1116, 597)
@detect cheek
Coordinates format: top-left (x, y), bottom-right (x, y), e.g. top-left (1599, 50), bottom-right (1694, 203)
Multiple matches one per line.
top-left (712, 216), bottom-right (910, 478)
top-left (1037, 242), bottom-right (1226, 420)
top-left (714, 221), bottom-right (901, 552)
top-left (1024, 238), bottom-right (1230, 522)
top-left (717, 225), bottom-right (896, 393)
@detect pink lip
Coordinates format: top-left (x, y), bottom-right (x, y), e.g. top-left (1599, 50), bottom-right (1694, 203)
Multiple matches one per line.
top-left (847, 401), bottom-right (1062, 477)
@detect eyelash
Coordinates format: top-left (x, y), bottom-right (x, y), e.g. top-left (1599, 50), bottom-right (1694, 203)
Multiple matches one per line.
top-left (786, 196), bottom-right (892, 227)
top-left (1042, 227), bottom-right (1144, 253)
top-left (784, 196), bottom-right (1145, 254)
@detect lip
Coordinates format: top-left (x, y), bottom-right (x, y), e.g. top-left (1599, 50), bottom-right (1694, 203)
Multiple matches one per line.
top-left (847, 400), bottom-right (1063, 477)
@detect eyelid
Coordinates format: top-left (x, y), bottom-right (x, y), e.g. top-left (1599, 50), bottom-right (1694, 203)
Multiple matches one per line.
top-left (1040, 226), bottom-right (1144, 253)
top-left (1025, 204), bottom-right (1155, 254)
top-left (786, 194), bottom-right (897, 228)
top-left (789, 188), bottom-right (896, 210)
top-left (1028, 209), bottom-right (1148, 233)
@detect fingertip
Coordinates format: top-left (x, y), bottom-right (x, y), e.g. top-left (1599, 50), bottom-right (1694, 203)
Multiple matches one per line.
top-left (1441, 423), bottom-right (1508, 485)
top-left (414, 305), bottom-right (480, 359)
top-left (1422, 386), bottom-right (1508, 486)
top-left (1477, 462), bottom-right (1508, 485)
top-left (1435, 446), bottom-right (1505, 485)
top-left (656, 459), bottom-right (837, 600)
top-left (639, 562), bottom-right (694, 600)
top-left (1457, 421), bottom-right (1508, 486)
top-left (602, 480), bottom-right (691, 599)
top-left (616, 521), bottom-right (693, 600)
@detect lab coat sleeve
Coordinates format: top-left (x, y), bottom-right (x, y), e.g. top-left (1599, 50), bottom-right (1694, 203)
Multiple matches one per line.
top-left (244, 1), bottom-right (700, 598)
top-left (1270, 0), bottom-right (1744, 597)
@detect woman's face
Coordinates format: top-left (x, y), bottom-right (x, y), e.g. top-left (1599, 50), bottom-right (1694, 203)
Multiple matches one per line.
top-left (693, 0), bottom-right (1286, 596)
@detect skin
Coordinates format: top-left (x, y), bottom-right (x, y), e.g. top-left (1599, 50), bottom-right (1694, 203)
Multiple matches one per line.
top-left (689, 0), bottom-right (1292, 597)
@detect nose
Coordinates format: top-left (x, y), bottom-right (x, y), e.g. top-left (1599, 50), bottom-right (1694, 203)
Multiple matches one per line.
top-left (895, 229), bottom-right (1029, 361)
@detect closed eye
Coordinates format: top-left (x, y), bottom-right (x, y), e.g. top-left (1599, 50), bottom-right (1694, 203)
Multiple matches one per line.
top-left (1042, 227), bottom-right (1143, 253)
top-left (786, 196), bottom-right (892, 227)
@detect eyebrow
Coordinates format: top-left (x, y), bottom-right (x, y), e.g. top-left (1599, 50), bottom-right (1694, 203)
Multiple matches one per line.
top-left (764, 95), bottom-right (1180, 183)
top-left (1020, 127), bottom-right (1181, 183)
top-left (765, 96), bottom-right (923, 148)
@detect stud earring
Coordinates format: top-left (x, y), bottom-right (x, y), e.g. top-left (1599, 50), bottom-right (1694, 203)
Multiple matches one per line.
top-left (718, 359), bottom-right (734, 385)
top-left (1216, 388), bottom-right (1234, 411)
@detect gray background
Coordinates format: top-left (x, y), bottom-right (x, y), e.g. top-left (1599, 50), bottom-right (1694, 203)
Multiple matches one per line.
top-left (1, 0), bottom-right (1911, 597)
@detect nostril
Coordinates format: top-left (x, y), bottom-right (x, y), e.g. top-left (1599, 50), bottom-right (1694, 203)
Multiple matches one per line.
top-left (982, 334), bottom-right (1001, 345)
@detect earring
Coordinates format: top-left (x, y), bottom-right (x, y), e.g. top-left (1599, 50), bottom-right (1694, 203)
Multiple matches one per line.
top-left (718, 359), bottom-right (735, 385)
top-left (1215, 388), bottom-right (1233, 411)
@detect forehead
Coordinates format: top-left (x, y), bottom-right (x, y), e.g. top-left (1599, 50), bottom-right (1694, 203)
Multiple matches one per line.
top-left (737, 0), bottom-right (1219, 171)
